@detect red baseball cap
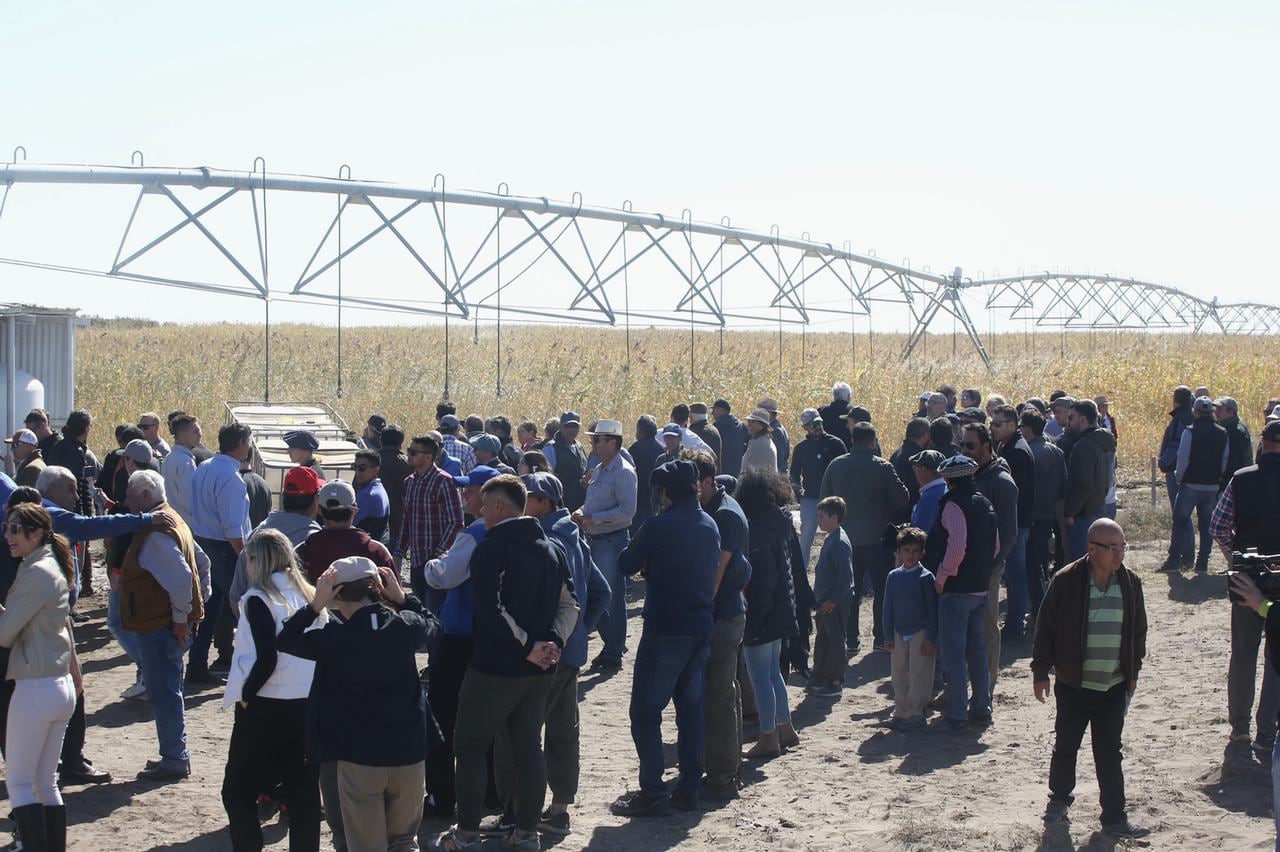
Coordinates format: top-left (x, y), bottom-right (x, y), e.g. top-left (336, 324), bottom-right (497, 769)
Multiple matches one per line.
top-left (283, 466), bottom-right (323, 496)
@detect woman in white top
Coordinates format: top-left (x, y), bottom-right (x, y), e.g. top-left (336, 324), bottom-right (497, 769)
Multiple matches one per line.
top-left (220, 528), bottom-right (324, 852)
top-left (741, 408), bottom-right (780, 474)
top-left (0, 502), bottom-right (80, 852)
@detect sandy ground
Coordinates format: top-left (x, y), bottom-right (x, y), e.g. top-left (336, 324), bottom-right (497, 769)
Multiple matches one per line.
top-left (2, 535), bottom-right (1274, 851)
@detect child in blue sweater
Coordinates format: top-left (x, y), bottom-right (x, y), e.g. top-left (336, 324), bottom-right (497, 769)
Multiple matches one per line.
top-left (805, 497), bottom-right (853, 697)
top-left (883, 527), bottom-right (937, 727)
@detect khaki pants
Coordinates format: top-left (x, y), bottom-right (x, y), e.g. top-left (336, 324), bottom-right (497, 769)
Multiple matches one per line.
top-left (335, 760), bottom-right (425, 852)
top-left (890, 632), bottom-right (936, 719)
top-left (985, 559), bottom-right (1006, 694)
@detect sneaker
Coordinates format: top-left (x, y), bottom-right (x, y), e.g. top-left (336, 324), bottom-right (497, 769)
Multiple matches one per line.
top-left (670, 788), bottom-right (700, 812)
top-left (537, 808), bottom-right (571, 836)
top-left (137, 764), bottom-right (189, 783)
top-left (1102, 818), bottom-right (1151, 839)
top-left (478, 811), bottom-right (516, 836)
top-left (120, 680), bottom-right (148, 701)
top-left (609, 790), bottom-right (670, 818)
top-left (1043, 799), bottom-right (1070, 824)
top-left (810, 681), bottom-right (842, 697)
top-left (502, 829), bottom-right (540, 850)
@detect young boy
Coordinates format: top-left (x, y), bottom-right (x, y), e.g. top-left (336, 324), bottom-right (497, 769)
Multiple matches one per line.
top-left (883, 527), bottom-right (938, 728)
top-left (806, 496), bottom-right (853, 697)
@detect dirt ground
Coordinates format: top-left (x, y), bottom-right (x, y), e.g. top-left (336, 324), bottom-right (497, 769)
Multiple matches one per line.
top-left (3, 532), bottom-right (1274, 851)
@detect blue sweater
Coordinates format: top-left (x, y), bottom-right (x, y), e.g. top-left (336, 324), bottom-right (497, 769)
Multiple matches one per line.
top-left (619, 497), bottom-right (720, 636)
top-left (911, 477), bottom-right (946, 533)
top-left (542, 509), bottom-right (612, 668)
top-left (882, 564), bottom-right (939, 644)
top-left (813, 527), bottom-right (853, 605)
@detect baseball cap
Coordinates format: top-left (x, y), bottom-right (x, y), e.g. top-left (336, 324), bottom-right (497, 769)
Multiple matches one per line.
top-left (1050, 396), bottom-right (1077, 410)
top-left (1263, 421), bottom-right (1280, 442)
top-left (650, 459), bottom-right (699, 492)
top-left (284, 429), bottom-right (320, 451)
top-left (123, 439), bottom-right (155, 465)
top-left (521, 472), bottom-right (564, 505)
top-left (909, 449), bottom-right (945, 472)
top-left (1213, 396), bottom-right (1238, 413)
top-left (329, 556), bottom-right (378, 585)
top-left (1193, 395), bottom-right (1216, 414)
top-left (712, 399), bottom-right (731, 412)
top-left (4, 429), bottom-right (37, 447)
top-left (283, 466), bottom-right (323, 496)
top-left (845, 405), bottom-right (872, 424)
top-left (318, 479), bottom-right (356, 510)
top-left (439, 414), bottom-right (461, 431)
top-left (367, 414), bottom-right (387, 432)
top-left (559, 411), bottom-right (581, 427)
top-left (661, 423), bottom-right (683, 438)
top-left (959, 407), bottom-right (987, 423)
top-left (453, 465), bottom-right (502, 489)
top-left (800, 408), bottom-right (820, 427)
top-left (469, 433), bottom-right (501, 456)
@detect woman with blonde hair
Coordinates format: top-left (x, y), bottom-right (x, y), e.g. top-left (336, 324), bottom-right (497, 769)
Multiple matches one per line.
top-left (221, 528), bottom-right (324, 851)
top-left (0, 502), bottom-right (79, 852)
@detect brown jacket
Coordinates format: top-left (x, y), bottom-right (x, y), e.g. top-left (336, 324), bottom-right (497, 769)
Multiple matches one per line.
top-left (120, 504), bottom-right (205, 632)
top-left (1031, 555), bottom-right (1147, 693)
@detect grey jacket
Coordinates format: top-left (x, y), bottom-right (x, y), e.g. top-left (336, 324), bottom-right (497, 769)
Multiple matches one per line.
top-left (1026, 436), bottom-right (1067, 521)
top-left (229, 510), bottom-right (322, 604)
top-left (0, 545), bottom-right (73, 680)
top-left (974, 457), bottom-right (1018, 565)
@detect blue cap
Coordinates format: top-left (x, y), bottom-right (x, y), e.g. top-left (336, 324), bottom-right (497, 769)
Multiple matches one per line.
top-left (651, 459), bottom-right (699, 492)
top-left (469, 433), bottom-right (501, 456)
top-left (283, 429), bottom-right (319, 451)
top-left (453, 465), bottom-right (502, 489)
top-left (521, 472), bottom-right (563, 505)
top-left (661, 423), bottom-right (683, 438)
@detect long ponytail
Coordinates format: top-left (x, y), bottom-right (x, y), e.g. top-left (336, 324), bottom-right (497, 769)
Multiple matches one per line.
top-left (5, 503), bottom-right (75, 588)
top-left (48, 532), bottom-right (75, 588)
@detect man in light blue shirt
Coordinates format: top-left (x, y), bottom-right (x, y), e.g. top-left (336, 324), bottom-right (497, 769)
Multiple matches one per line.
top-left (160, 414), bottom-right (202, 525)
top-left (575, 419), bottom-right (637, 671)
top-left (186, 421), bottom-right (253, 682)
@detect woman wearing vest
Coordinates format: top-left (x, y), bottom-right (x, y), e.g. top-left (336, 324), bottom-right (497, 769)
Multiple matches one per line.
top-left (0, 503), bottom-right (80, 852)
top-left (221, 528), bottom-right (324, 851)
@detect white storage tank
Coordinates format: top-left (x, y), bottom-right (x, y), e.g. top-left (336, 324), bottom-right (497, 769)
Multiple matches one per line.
top-left (0, 304), bottom-right (85, 435)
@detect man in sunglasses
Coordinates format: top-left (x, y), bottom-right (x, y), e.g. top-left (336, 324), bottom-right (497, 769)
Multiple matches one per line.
top-left (394, 435), bottom-right (464, 609)
top-left (352, 450), bottom-right (390, 542)
top-left (1032, 518), bottom-right (1149, 840)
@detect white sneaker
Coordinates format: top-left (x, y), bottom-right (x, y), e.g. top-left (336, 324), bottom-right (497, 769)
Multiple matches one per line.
top-left (121, 681), bottom-right (148, 700)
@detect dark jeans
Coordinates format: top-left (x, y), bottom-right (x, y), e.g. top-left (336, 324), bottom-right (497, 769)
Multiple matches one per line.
top-left (702, 615), bottom-right (745, 789)
top-left (591, 530), bottom-right (631, 663)
top-left (58, 692), bottom-right (87, 771)
top-left (454, 668), bottom-right (553, 833)
top-left (630, 631), bottom-right (712, 798)
top-left (222, 698), bottom-right (320, 852)
top-left (495, 664), bottom-right (581, 808)
top-left (132, 626), bottom-right (189, 770)
top-left (425, 633), bottom-right (475, 813)
top-left (1049, 682), bottom-right (1129, 826)
top-left (848, 543), bottom-right (894, 647)
top-left (411, 563), bottom-right (448, 613)
top-left (1027, 519), bottom-right (1056, 618)
top-left (1228, 603), bottom-right (1280, 742)
top-left (812, 599), bottom-right (851, 684)
top-left (938, 593), bottom-right (990, 723)
top-left (190, 537), bottom-right (237, 672)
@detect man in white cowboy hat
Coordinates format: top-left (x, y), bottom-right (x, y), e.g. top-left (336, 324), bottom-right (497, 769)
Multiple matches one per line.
top-left (577, 419), bottom-right (638, 672)
top-left (757, 398), bottom-right (789, 473)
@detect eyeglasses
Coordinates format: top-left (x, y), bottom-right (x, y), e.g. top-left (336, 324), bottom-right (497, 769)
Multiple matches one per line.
top-left (4, 522), bottom-right (28, 535)
top-left (1088, 541), bottom-right (1128, 554)
top-left (353, 464), bottom-right (373, 471)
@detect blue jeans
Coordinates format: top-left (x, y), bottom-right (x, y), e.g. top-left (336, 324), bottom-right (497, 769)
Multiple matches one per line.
top-left (798, 498), bottom-right (819, 569)
top-left (133, 626), bottom-right (189, 769)
top-left (1164, 469), bottom-right (1179, 512)
top-left (1066, 516), bottom-right (1099, 563)
top-left (591, 530), bottom-right (630, 662)
top-left (107, 588), bottom-right (144, 681)
top-left (1169, 486), bottom-right (1218, 568)
top-left (190, 537), bottom-right (236, 672)
top-left (743, 639), bottom-right (791, 733)
top-left (1004, 528), bottom-right (1031, 628)
top-left (629, 631), bottom-right (711, 797)
top-left (938, 593), bottom-right (990, 722)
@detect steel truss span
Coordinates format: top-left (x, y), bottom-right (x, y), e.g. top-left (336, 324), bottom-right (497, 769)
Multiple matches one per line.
top-left (2, 157), bottom-right (1277, 375)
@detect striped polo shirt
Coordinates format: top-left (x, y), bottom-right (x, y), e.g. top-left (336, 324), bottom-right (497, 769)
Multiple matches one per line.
top-left (1082, 580), bottom-right (1125, 691)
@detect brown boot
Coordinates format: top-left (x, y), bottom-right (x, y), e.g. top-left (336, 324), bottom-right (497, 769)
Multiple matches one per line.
top-left (777, 721), bottom-right (800, 750)
top-left (745, 730), bottom-right (781, 760)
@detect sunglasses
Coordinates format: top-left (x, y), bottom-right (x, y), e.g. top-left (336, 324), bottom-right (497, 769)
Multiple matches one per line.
top-left (4, 522), bottom-right (29, 535)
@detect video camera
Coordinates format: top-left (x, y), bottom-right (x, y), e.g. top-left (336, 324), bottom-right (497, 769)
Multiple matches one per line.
top-left (1224, 549), bottom-right (1280, 604)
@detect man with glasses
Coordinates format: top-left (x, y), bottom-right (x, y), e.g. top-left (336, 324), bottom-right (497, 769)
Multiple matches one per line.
top-left (1032, 518), bottom-right (1149, 840)
top-left (138, 412), bottom-right (170, 458)
top-left (991, 405), bottom-right (1036, 642)
top-left (395, 435), bottom-right (464, 609)
top-left (352, 449), bottom-right (390, 542)
top-left (576, 420), bottom-right (638, 672)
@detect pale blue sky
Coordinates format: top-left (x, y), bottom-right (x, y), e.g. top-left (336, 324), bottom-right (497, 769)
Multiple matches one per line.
top-left (1, 1), bottom-right (1276, 329)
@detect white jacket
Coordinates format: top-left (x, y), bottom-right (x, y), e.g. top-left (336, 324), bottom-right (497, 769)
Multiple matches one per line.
top-left (222, 573), bottom-right (326, 708)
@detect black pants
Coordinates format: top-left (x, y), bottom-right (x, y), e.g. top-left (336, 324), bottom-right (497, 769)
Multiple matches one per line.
top-left (425, 633), bottom-right (475, 812)
top-left (221, 698), bottom-right (320, 852)
top-left (1027, 519), bottom-right (1056, 618)
top-left (1049, 682), bottom-right (1129, 826)
top-left (58, 692), bottom-right (87, 770)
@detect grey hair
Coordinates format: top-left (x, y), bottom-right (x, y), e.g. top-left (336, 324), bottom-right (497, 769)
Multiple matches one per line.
top-left (35, 465), bottom-right (76, 496)
top-left (832, 382), bottom-right (852, 401)
top-left (127, 469), bottom-right (167, 506)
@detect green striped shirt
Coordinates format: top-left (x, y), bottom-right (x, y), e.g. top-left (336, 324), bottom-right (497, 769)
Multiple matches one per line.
top-left (1082, 580), bottom-right (1125, 692)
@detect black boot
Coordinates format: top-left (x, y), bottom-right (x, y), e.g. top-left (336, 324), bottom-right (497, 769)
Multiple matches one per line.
top-left (43, 805), bottom-right (65, 852)
top-left (12, 804), bottom-right (46, 852)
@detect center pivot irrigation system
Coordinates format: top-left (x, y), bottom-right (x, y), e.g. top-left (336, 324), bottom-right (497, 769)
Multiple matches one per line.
top-left (2, 151), bottom-right (1278, 392)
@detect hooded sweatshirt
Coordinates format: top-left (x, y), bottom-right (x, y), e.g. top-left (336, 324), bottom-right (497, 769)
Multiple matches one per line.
top-left (1064, 427), bottom-right (1117, 519)
top-left (541, 508), bottom-right (612, 668)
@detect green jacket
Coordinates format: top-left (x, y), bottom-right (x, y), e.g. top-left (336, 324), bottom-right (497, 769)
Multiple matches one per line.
top-left (818, 447), bottom-right (910, 547)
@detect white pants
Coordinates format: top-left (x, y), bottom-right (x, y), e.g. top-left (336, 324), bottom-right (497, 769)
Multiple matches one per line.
top-left (5, 674), bottom-right (75, 806)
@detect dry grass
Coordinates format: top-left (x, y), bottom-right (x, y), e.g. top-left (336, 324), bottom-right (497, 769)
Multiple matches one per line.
top-left (75, 321), bottom-right (1276, 486)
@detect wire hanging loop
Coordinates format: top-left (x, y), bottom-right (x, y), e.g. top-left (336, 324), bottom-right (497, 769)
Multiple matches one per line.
top-left (434, 173), bottom-right (451, 401)
top-left (10, 146), bottom-right (26, 164)
top-left (494, 181), bottom-right (510, 398)
top-left (333, 164), bottom-right (352, 399)
top-left (130, 150), bottom-right (144, 168)
top-left (621, 199), bottom-right (633, 371)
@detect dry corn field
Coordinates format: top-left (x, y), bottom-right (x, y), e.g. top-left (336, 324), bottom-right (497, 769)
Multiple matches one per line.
top-left (77, 320), bottom-right (1277, 485)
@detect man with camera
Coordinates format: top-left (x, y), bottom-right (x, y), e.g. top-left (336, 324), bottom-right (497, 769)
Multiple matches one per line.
top-left (1212, 419), bottom-right (1280, 754)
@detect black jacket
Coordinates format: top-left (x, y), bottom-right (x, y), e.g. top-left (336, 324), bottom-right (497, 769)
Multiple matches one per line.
top-left (714, 414), bottom-right (748, 477)
top-left (818, 399), bottom-right (854, 449)
top-left (378, 448), bottom-right (413, 540)
top-left (1159, 403), bottom-right (1195, 473)
top-left (742, 505), bottom-right (799, 646)
top-left (998, 435), bottom-right (1036, 529)
top-left (469, 516), bottom-right (578, 677)
top-left (790, 433), bottom-right (847, 500)
top-left (278, 595), bottom-right (440, 767)
top-left (45, 434), bottom-right (94, 515)
top-left (690, 421), bottom-right (722, 470)
top-left (889, 440), bottom-right (924, 506)
top-left (1228, 453), bottom-right (1280, 554)
top-left (1222, 416), bottom-right (1253, 488)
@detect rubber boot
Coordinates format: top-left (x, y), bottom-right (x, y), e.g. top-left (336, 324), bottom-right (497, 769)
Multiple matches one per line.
top-left (777, 721), bottom-right (800, 750)
top-left (11, 805), bottom-right (46, 852)
top-left (43, 805), bottom-right (65, 852)
top-left (744, 730), bottom-right (781, 760)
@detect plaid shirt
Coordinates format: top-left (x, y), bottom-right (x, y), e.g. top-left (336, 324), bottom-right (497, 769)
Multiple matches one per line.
top-left (1209, 480), bottom-right (1236, 560)
top-left (443, 434), bottom-right (477, 475)
top-left (397, 465), bottom-right (464, 566)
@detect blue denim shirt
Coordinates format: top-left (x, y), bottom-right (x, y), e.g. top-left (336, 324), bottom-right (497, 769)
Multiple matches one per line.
top-left (189, 453), bottom-right (251, 542)
top-left (581, 453), bottom-right (637, 536)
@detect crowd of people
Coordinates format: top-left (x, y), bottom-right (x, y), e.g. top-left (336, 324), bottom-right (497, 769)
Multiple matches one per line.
top-left (0, 381), bottom-right (1277, 850)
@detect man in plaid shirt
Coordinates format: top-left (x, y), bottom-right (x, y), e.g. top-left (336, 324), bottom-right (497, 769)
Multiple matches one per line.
top-left (439, 414), bottom-right (477, 475)
top-left (395, 433), bottom-right (465, 608)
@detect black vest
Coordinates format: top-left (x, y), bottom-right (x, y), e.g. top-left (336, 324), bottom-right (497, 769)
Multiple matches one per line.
top-left (1184, 417), bottom-right (1228, 487)
top-left (1230, 455), bottom-right (1280, 554)
top-left (552, 438), bottom-right (587, 511)
top-left (924, 483), bottom-right (997, 593)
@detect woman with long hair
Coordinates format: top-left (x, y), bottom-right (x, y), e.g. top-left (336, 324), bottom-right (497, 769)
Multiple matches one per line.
top-left (221, 528), bottom-right (324, 851)
top-left (0, 502), bottom-right (79, 852)
top-left (516, 450), bottom-right (550, 476)
top-left (734, 469), bottom-right (800, 760)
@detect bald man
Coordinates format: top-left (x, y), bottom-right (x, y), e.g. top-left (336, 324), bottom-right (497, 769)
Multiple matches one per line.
top-left (1031, 519), bottom-right (1149, 839)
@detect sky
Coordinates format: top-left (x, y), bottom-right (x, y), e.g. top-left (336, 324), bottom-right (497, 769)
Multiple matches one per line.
top-left (1, 1), bottom-right (1277, 331)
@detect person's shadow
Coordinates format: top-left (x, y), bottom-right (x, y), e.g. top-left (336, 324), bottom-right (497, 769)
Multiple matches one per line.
top-left (1199, 740), bottom-right (1273, 818)
top-left (1160, 566), bottom-right (1225, 606)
